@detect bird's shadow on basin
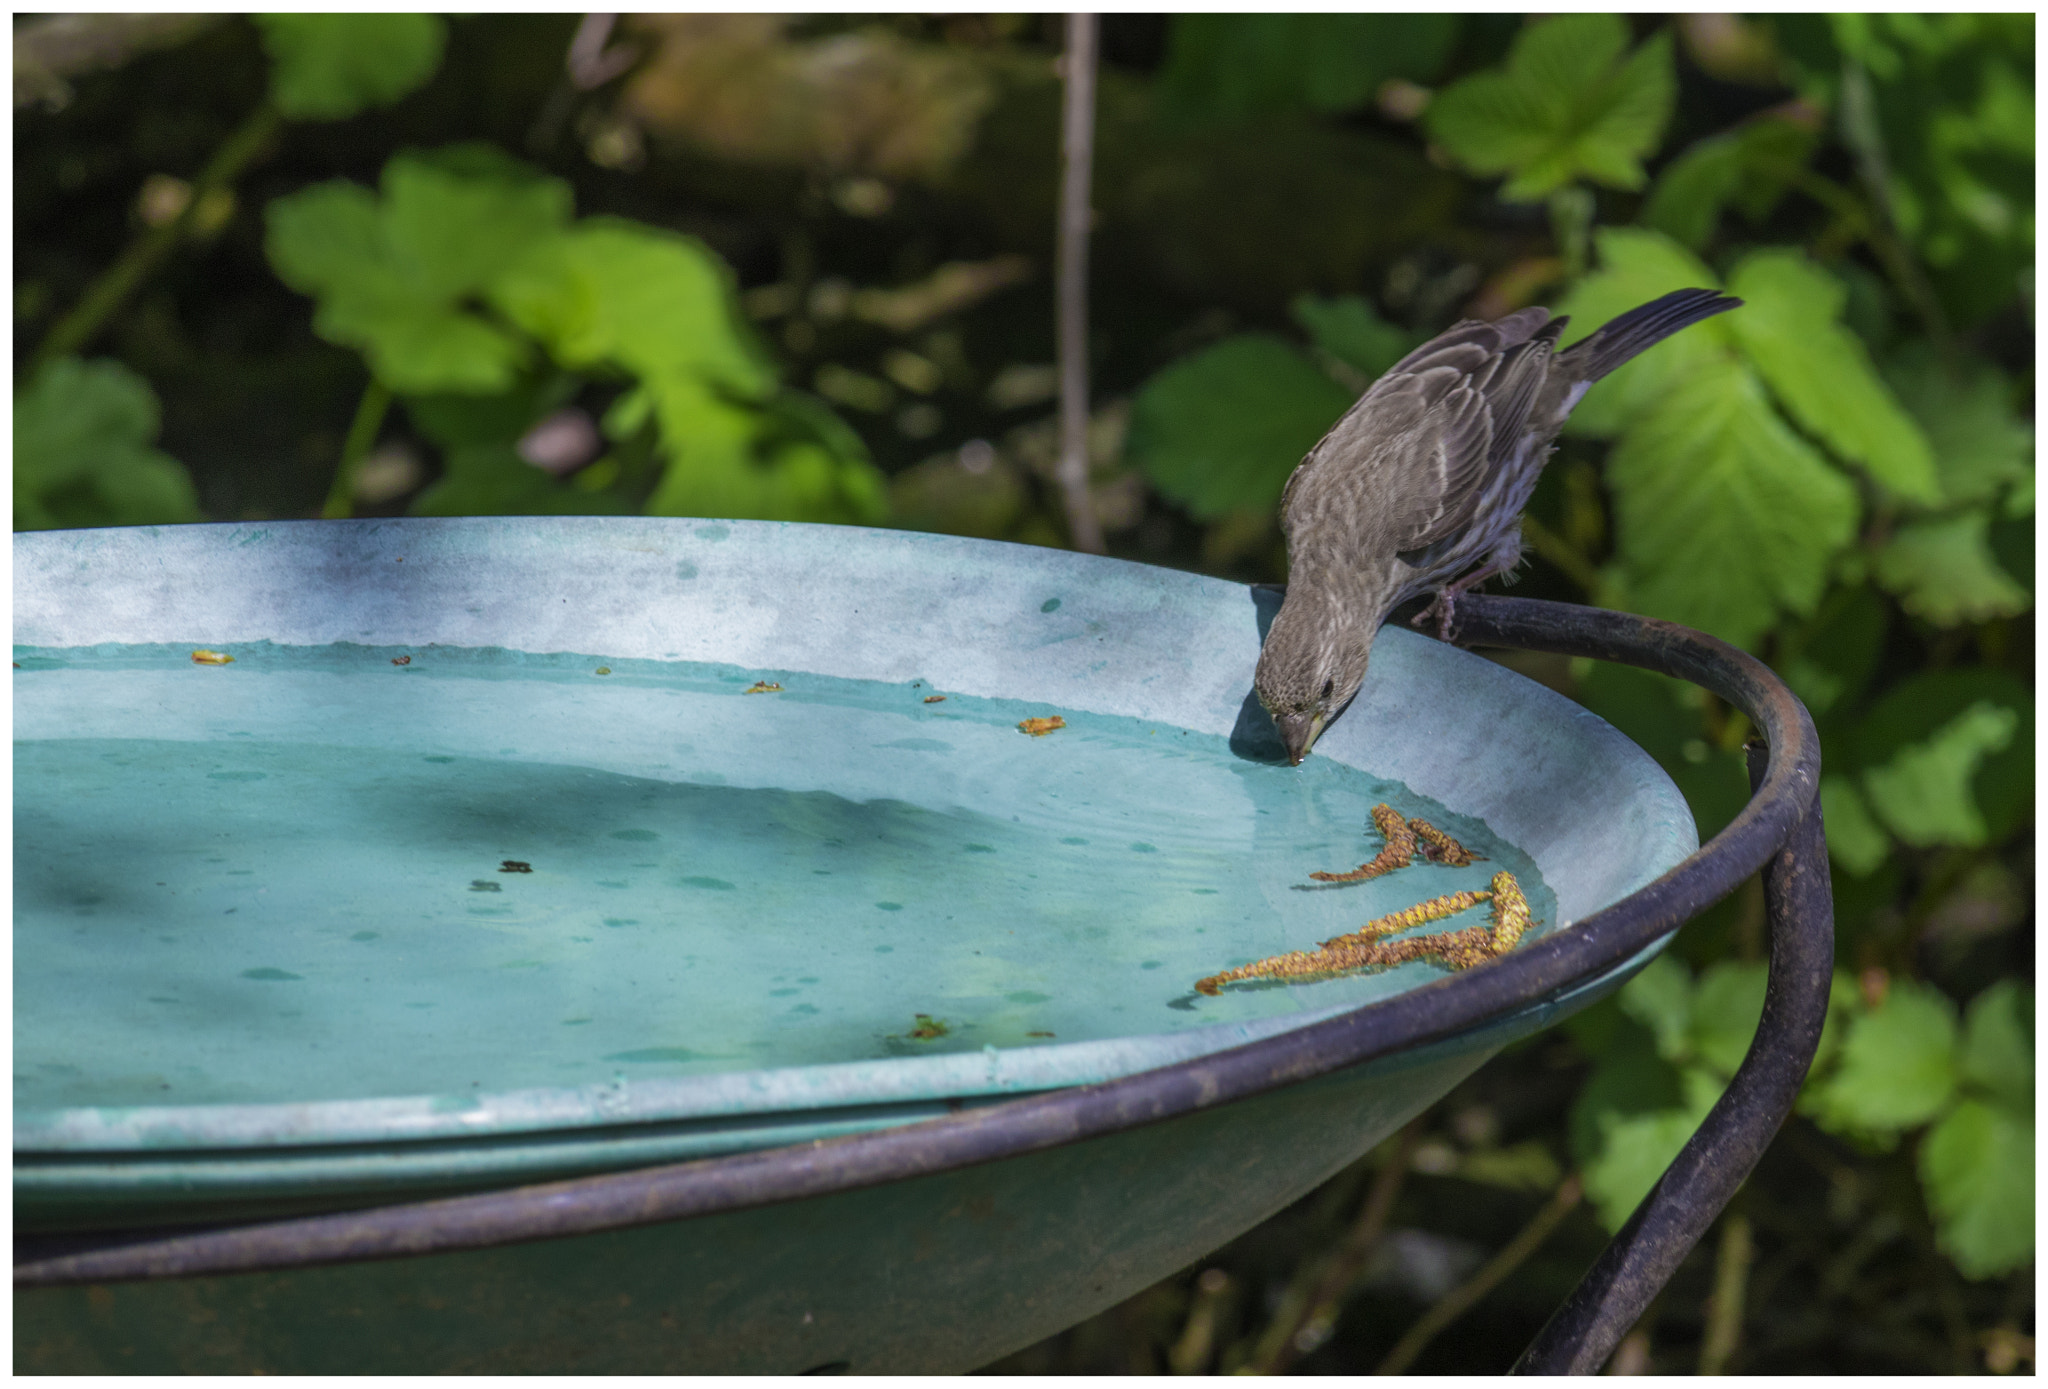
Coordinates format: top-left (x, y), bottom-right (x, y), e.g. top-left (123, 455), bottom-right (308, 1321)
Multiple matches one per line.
top-left (1229, 584), bottom-right (1289, 764)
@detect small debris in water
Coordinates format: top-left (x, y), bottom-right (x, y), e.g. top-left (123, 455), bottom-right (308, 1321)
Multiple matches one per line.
top-left (1307, 803), bottom-right (1479, 884)
top-left (499, 860), bottom-right (532, 874)
top-left (391, 655), bottom-right (412, 666)
top-left (469, 880), bottom-right (502, 893)
top-left (744, 680), bottom-right (783, 694)
top-left (1017, 715), bottom-right (1065, 737)
top-left (924, 694), bottom-right (947, 703)
top-left (190, 650), bottom-right (234, 665)
top-left (1196, 871), bottom-right (1535, 995)
top-left (595, 666), bottom-right (611, 675)
top-left (1027, 1030), bottom-right (1055, 1038)
top-left (903, 1013), bottom-right (950, 1041)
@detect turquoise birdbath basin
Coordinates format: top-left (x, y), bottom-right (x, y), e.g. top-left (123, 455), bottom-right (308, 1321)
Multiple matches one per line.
top-left (14, 518), bottom-right (1696, 1372)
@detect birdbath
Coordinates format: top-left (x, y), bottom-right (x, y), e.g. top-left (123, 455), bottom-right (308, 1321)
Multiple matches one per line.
top-left (12, 518), bottom-right (1831, 1374)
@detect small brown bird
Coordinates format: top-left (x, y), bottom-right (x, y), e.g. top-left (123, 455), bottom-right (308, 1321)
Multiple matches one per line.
top-left (1255, 288), bottom-right (1741, 765)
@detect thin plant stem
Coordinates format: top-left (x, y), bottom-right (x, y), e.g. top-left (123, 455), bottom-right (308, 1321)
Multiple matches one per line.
top-left (32, 100), bottom-right (283, 373)
top-left (1697, 1211), bottom-right (1754, 1374)
top-left (1373, 1172), bottom-right (1586, 1376)
top-left (323, 379), bottom-right (393, 520)
top-left (1166, 1267), bottom-right (1233, 1375)
top-left (1054, 12), bottom-right (1105, 555)
top-left (1246, 1115), bottom-right (1427, 1374)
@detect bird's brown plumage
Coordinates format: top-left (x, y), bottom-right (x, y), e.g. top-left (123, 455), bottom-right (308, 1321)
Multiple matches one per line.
top-left (1256, 288), bottom-right (1741, 764)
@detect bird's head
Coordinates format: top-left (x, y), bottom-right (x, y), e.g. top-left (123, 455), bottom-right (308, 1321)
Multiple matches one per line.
top-left (1253, 592), bottom-right (1374, 766)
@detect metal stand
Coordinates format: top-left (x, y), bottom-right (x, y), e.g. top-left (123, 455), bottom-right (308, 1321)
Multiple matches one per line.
top-left (15, 595), bottom-right (1834, 1374)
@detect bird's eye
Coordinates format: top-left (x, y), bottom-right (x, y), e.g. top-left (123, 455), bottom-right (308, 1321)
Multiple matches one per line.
top-left (1319, 677), bottom-right (1335, 700)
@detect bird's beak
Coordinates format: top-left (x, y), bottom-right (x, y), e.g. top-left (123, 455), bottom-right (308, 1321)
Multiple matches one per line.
top-left (1275, 710), bottom-right (1326, 766)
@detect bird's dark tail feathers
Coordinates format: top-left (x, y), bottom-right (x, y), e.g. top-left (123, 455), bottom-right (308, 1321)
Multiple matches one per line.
top-left (1562, 287), bottom-right (1742, 383)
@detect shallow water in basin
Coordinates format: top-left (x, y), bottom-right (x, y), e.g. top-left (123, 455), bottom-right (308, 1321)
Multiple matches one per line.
top-left (15, 643), bottom-right (1553, 1112)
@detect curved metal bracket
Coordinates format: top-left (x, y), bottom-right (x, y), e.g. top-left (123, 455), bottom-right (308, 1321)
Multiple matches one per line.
top-left (14, 595), bottom-right (1835, 1376)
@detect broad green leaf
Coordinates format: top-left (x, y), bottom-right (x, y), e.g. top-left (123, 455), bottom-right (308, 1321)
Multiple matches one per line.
top-left (13, 358), bottom-right (201, 530)
top-left (1570, 661), bottom-right (1748, 838)
top-left (490, 220), bottom-right (773, 401)
top-left (1870, 509), bottom-right (2033, 626)
top-left (1919, 1098), bottom-right (2035, 1278)
top-left (1424, 16), bottom-right (1675, 201)
top-left (1642, 115), bottom-right (1819, 250)
top-left (409, 441), bottom-right (627, 519)
top-left (1818, 775), bottom-right (1891, 876)
top-left (1724, 251), bottom-right (1940, 504)
top-left (1959, 980), bottom-right (2034, 1110)
top-left (1777, 586), bottom-right (1889, 716)
top-left (1289, 294), bottom-right (1417, 380)
top-left (1603, 353), bottom-right (1860, 648)
top-left (262, 181), bottom-right (384, 295)
top-left (1616, 952), bottom-right (1693, 1061)
top-left (381, 150), bottom-right (574, 300)
top-left (1157, 14), bottom-right (1460, 122)
top-left (1125, 334), bottom-right (1353, 520)
top-left (1582, 1070), bottom-right (1720, 1232)
top-left (1805, 980), bottom-right (1960, 1135)
top-left (1556, 228), bottom-right (1729, 438)
top-left (256, 14), bottom-right (446, 122)
top-left (1883, 343), bottom-right (2035, 509)
top-left (1850, 669), bottom-right (2033, 845)
top-left (404, 377), bottom-right (580, 450)
top-left (488, 219), bottom-right (881, 524)
top-left (1861, 700), bottom-right (2019, 847)
top-left (1689, 962), bottom-right (1768, 1077)
top-left (265, 153), bottom-right (572, 395)
top-left (1567, 1015), bottom-right (1685, 1165)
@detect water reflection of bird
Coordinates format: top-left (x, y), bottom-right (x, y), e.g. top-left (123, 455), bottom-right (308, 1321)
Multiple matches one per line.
top-left (1255, 288), bottom-right (1741, 765)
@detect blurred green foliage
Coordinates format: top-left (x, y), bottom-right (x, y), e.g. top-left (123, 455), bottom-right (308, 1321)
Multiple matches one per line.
top-left (11, 10), bottom-right (2033, 1374)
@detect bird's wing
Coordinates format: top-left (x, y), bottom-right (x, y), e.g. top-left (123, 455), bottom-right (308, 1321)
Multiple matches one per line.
top-left (1285, 367), bottom-right (1493, 553)
top-left (1287, 317), bottom-right (1560, 553)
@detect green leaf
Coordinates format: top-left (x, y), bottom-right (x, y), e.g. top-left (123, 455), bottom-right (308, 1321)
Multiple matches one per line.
top-left (1819, 775), bottom-right (1891, 876)
top-left (1723, 251), bottom-right (1940, 504)
top-left (1688, 962), bottom-right (1768, 1078)
top-left (486, 219), bottom-right (878, 525)
top-left (1616, 953), bottom-right (1694, 1061)
top-left (1805, 980), bottom-right (1960, 1136)
top-left (1849, 669), bottom-right (2033, 845)
top-left (264, 152), bottom-right (574, 395)
top-left (1125, 334), bottom-right (1353, 520)
top-left (13, 358), bottom-right (201, 530)
top-left (1642, 115), bottom-right (1820, 250)
top-left (1959, 981), bottom-right (2034, 1110)
top-left (255, 14), bottom-right (446, 122)
top-left (1870, 509), bottom-right (2033, 626)
top-left (1919, 1098), bottom-right (2035, 1278)
top-left (1567, 1014), bottom-right (1684, 1164)
top-left (1424, 16), bottom-right (1675, 201)
top-left (1778, 586), bottom-right (1889, 717)
top-left (490, 219), bottom-right (773, 401)
top-left (1603, 353), bottom-right (1860, 648)
top-left (1156, 14), bottom-right (1460, 123)
top-left (1556, 228), bottom-right (1729, 438)
top-left (1570, 662), bottom-right (1749, 839)
top-left (1883, 343), bottom-right (2035, 509)
top-left (1581, 1071), bottom-right (1720, 1233)
top-left (1861, 700), bottom-right (2020, 848)
top-left (409, 441), bottom-right (623, 519)
top-left (382, 148), bottom-right (576, 300)
top-left (1289, 294), bottom-right (1418, 379)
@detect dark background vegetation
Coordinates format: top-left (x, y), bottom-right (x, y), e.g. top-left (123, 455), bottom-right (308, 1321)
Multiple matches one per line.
top-left (14, 13), bottom-right (2033, 1374)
